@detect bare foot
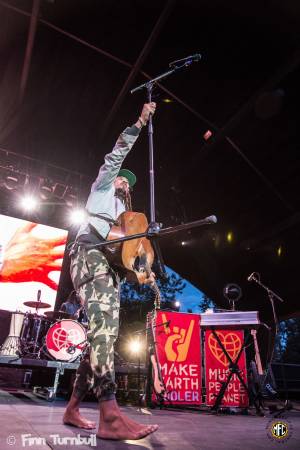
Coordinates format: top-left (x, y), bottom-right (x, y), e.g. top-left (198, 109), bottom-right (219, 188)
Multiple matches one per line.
top-left (121, 413), bottom-right (157, 434)
top-left (63, 409), bottom-right (96, 429)
top-left (97, 412), bottom-right (158, 440)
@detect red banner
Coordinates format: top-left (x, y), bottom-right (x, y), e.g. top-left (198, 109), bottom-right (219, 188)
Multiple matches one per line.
top-left (154, 311), bottom-right (201, 405)
top-left (205, 329), bottom-right (249, 407)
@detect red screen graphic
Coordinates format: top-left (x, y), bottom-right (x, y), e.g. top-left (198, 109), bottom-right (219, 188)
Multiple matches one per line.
top-left (0, 214), bottom-right (68, 313)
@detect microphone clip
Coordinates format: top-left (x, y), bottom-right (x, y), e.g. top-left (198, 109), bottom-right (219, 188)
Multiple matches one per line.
top-left (169, 53), bottom-right (202, 68)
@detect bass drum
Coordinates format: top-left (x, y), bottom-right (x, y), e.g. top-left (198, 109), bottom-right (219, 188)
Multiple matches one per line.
top-left (45, 319), bottom-right (87, 362)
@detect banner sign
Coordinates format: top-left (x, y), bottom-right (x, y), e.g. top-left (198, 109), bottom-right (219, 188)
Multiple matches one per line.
top-left (154, 311), bottom-right (201, 405)
top-left (205, 329), bottom-right (249, 407)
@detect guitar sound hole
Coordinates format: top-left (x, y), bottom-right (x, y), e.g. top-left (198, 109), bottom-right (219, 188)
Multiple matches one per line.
top-left (133, 254), bottom-right (147, 273)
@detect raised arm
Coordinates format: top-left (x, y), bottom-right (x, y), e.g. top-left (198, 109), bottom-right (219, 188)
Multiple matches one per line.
top-left (91, 103), bottom-right (156, 191)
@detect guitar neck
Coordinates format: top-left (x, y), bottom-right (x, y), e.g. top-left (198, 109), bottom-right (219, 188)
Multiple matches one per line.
top-left (145, 262), bottom-right (161, 310)
top-left (251, 329), bottom-right (263, 375)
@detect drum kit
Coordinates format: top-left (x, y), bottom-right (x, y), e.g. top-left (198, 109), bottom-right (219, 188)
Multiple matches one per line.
top-left (0, 296), bottom-right (88, 363)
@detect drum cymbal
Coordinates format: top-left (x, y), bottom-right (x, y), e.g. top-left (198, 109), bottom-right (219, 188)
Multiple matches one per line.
top-left (44, 310), bottom-right (73, 320)
top-left (23, 301), bottom-right (51, 309)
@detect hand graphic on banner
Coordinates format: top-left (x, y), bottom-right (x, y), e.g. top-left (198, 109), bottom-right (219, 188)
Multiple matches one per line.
top-left (0, 222), bottom-right (67, 290)
top-left (162, 313), bottom-right (195, 362)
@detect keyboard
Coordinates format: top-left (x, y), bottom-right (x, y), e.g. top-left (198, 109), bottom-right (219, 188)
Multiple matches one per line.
top-left (200, 311), bottom-right (260, 327)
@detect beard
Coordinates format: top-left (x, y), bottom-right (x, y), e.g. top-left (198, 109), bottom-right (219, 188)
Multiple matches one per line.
top-left (114, 187), bottom-right (127, 202)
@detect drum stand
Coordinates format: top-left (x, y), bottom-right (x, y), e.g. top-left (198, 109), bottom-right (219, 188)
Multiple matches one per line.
top-left (0, 336), bottom-right (21, 356)
top-left (0, 312), bottom-right (24, 357)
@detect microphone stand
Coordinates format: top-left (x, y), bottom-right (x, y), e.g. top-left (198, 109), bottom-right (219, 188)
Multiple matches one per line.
top-left (249, 274), bottom-right (284, 334)
top-left (89, 215), bottom-right (217, 250)
top-left (79, 57), bottom-right (216, 274)
top-left (131, 59), bottom-right (200, 276)
top-left (249, 274), bottom-right (294, 416)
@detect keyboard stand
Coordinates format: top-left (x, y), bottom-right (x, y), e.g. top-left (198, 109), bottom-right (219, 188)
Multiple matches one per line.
top-left (210, 327), bottom-right (263, 416)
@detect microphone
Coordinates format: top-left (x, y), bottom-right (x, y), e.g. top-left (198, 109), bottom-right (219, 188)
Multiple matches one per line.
top-left (37, 289), bottom-right (41, 301)
top-left (206, 215), bottom-right (217, 224)
top-left (247, 272), bottom-right (256, 282)
top-left (169, 53), bottom-right (202, 67)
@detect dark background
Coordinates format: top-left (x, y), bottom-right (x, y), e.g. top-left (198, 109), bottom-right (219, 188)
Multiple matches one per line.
top-left (0, 0), bottom-right (299, 321)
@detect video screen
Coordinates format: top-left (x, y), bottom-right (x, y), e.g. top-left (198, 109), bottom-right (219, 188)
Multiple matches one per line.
top-left (0, 214), bottom-right (68, 313)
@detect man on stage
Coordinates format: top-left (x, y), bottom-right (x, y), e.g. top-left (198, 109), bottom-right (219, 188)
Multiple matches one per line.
top-left (63, 102), bottom-right (158, 440)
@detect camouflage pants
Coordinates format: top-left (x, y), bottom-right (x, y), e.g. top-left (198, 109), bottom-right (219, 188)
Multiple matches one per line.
top-left (70, 246), bottom-right (120, 401)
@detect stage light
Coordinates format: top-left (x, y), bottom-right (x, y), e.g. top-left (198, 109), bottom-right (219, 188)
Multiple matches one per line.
top-left (19, 195), bottom-right (39, 211)
top-left (227, 231), bottom-right (233, 243)
top-left (2, 172), bottom-right (27, 191)
top-left (4, 175), bottom-right (19, 190)
top-left (163, 98), bottom-right (173, 103)
top-left (203, 130), bottom-right (212, 141)
top-left (277, 245), bottom-right (282, 257)
top-left (181, 241), bottom-right (186, 246)
top-left (39, 178), bottom-right (54, 200)
top-left (69, 208), bottom-right (87, 225)
top-left (64, 186), bottom-right (78, 208)
top-left (174, 300), bottom-right (181, 308)
top-left (128, 338), bottom-right (142, 354)
top-left (53, 183), bottom-right (67, 199)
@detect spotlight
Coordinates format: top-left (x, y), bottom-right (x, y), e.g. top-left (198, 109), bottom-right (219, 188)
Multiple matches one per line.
top-left (203, 130), bottom-right (212, 141)
top-left (174, 300), bottom-right (180, 309)
top-left (181, 241), bottom-right (186, 246)
top-left (39, 178), bottom-right (54, 200)
top-left (64, 186), bottom-right (78, 207)
top-left (2, 172), bottom-right (27, 191)
top-left (128, 339), bottom-right (142, 354)
top-left (53, 183), bottom-right (67, 199)
top-left (4, 175), bottom-right (19, 190)
top-left (227, 231), bottom-right (233, 243)
top-left (19, 195), bottom-right (39, 211)
top-left (69, 208), bottom-right (87, 225)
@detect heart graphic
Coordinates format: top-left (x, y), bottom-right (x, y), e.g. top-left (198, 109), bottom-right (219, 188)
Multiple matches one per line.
top-left (208, 332), bottom-right (242, 367)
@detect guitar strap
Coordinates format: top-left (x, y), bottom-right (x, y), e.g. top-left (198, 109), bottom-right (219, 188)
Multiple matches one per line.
top-left (86, 210), bottom-right (119, 226)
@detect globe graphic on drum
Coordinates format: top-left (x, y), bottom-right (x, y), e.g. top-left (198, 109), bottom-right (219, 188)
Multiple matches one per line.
top-left (53, 327), bottom-right (69, 350)
top-left (53, 327), bottom-right (81, 351)
top-left (45, 320), bottom-right (87, 361)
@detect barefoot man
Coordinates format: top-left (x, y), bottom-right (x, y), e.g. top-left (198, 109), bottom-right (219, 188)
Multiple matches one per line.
top-left (63, 103), bottom-right (158, 440)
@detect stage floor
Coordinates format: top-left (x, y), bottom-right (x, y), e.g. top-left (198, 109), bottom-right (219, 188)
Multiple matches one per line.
top-left (0, 390), bottom-right (299, 450)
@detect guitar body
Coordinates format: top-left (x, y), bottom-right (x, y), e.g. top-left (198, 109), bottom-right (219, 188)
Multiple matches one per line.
top-left (151, 354), bottom-right (165, 395)
top-left (107, 211), bottom-right (165, 402)
top-left (107, 211), bottom-right (154, 284)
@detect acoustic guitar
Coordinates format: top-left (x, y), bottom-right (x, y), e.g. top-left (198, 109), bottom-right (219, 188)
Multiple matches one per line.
top-left (106, 211), bottom-right (155, 284)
